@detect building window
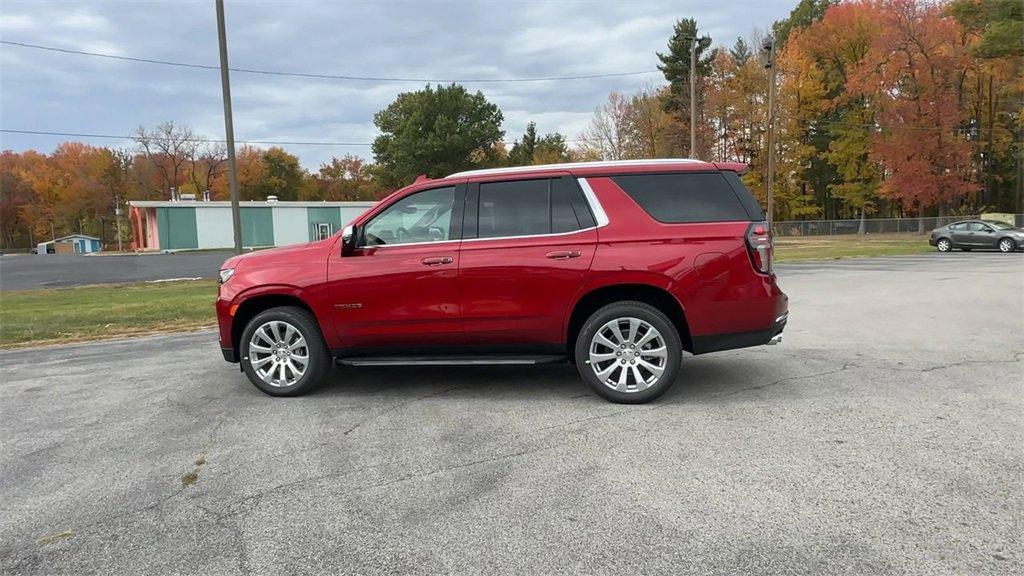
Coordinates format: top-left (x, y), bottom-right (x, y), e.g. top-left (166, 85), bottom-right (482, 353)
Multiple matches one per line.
top-left (313, 222), bottom-right (334, 241)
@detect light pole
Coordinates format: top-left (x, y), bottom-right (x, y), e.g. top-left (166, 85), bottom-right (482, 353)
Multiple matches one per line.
top-left (216, 0), bottom-right (242, 254)
top-left (762, 36), bottom-right (777, 226)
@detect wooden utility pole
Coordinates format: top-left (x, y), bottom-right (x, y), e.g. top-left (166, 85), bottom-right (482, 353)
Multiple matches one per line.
top-left (216, 0), bottom-right (243, 254)
top-left (690, 36), bottom-right (697, 158)
top-left (762, 36), bottom-right (777, 226)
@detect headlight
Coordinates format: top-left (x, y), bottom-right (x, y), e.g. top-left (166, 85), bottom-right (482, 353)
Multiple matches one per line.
top-left (218, 268), bottom-right (235, 284)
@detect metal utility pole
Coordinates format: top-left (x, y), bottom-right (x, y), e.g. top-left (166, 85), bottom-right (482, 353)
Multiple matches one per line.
top-left (216, 0), bottom-right (243, 254)
top-left (762, 36), bottom-right (777, 225)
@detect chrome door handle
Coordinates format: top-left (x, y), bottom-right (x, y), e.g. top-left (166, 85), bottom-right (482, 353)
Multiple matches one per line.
top-left (545, 250), bottom-right (581, 260)
top-left (421, 256), bottom-right (454, 266)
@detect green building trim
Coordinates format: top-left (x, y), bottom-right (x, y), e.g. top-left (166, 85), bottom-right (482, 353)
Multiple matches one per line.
top-left (156, 207), bottom-right (198, 250)
top-left (241, 207), bottom-right (275, 247)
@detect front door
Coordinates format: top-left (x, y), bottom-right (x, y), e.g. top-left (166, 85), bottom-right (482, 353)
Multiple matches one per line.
top-left (327, 183), bottom-right (465, 351)
top-left (458, 176), bottom-right (597, 348)
top-left (969, 222), bottom-right (998, 248)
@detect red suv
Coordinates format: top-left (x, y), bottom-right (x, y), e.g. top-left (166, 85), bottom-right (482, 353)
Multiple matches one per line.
top-left (216, 159), bottom-right (787, 403)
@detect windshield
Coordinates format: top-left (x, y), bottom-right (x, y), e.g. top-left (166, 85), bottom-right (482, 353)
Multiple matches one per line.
top-left (984, 220), bottom-right (1014, 230)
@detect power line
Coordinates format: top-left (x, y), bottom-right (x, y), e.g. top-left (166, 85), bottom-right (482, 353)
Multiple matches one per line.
top-left (0, 128), bottom-right (373, 146)
top-left (0, 128), bottom-right (588, 146)
top-left (0, 40), bottom-right (660, 84)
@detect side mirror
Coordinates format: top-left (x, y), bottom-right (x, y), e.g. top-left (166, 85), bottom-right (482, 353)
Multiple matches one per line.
top-left (341, 225), bottom-right (356, 255)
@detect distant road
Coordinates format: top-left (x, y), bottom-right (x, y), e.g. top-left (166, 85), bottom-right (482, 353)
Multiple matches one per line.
top-left (1, 249), bottom-right (1015, 291)
top-left (0, 251), bottom-right (234, 291)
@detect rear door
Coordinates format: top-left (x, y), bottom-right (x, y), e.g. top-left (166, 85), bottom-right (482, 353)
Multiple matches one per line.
top-left (458, 175), bottom-right (597, 348)
top-left (950, 222), bottom-right (974, 246)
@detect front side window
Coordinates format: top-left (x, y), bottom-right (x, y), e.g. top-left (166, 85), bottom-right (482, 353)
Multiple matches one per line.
top-left (968, 222), bottom-right (991, 232)
top-left (363, 186), bottom-right (455, 246)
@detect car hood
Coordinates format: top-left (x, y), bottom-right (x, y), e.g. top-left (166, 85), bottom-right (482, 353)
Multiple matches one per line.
top-left (219, 240), bottom-right (330, 270)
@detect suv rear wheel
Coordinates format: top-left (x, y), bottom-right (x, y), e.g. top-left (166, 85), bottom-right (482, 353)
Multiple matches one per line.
top-left (240, 306), bottom-right (330, 396)
top-left (574, 301), bottom-right (682, 403)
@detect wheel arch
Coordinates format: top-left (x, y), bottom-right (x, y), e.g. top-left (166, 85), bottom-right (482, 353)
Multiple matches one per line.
top-left (231, 289), bottom-right (318, 361)
top-left (565, 283), bottom-right (692, 360)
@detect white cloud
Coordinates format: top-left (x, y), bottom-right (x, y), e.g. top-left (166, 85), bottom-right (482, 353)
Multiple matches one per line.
top-left (0, 0), bottom-right (794, 167)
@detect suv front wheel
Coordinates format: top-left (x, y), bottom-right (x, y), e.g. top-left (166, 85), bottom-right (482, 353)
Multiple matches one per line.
top-left (240, 306), bottom-right (331, 396)
top-left (574, 301), bottom-right (682, 403)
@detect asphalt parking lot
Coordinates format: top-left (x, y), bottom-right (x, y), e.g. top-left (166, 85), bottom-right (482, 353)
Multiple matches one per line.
top-left (1, 254), bottom-right (1021, 575)
top-left (0, 251), bottom-right (232, 291)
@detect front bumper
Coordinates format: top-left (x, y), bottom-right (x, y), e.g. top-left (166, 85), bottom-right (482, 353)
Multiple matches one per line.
top-left (221, 346), bottom-right (238, 363)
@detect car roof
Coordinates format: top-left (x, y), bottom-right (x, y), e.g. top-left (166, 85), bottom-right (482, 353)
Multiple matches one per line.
top-left (445, 159), bottom-right (744, 181)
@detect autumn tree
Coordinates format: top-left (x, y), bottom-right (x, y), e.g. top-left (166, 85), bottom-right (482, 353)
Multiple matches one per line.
top-left (859, 0), bottom-right (979, 224)
top-left (372, 84), bottom-right (504, 187)
top-left (577, 91), bottom-right (632, 160)
top-left (307, 155), bottom-right (382, 201)
top-left (187, 143), bottom-right (226, 198)
top-left (134, 122), bottom-right (195, 198)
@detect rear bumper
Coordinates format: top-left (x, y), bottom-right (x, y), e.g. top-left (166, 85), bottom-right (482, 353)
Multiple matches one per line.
top-left (691, 312), bottom-right (787, 355)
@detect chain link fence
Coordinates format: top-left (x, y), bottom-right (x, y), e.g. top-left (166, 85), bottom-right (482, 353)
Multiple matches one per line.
top-left (772, 215), bottom-right (1024, 237)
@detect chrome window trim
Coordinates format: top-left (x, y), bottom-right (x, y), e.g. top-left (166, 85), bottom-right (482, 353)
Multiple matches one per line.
top-left (360, 177), bottom-right (610, 249)
top-left (359, 239), bottom-right (461, 249)
top-left (576, 178), bottom-right (610, 228)
top-left (462, 227), bottom-right (597, 244)
top-left (445, 158), bottom-right (703, 179)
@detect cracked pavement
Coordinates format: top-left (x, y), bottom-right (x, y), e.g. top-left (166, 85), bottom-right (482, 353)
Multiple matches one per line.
top-left (1, 253), bottom-right (1022, 575)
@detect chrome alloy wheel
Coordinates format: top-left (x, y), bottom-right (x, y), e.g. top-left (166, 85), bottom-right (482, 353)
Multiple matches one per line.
top-left (248, 320), bottom-right (309, 387)
top-left (937, 239), bottom-right (952, 252)
top-left (998, 238), bottom-right (1014, 253)
top-left (589, 317), bottom-right (668, 393)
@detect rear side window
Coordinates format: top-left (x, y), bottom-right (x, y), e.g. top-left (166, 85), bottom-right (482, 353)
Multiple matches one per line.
top-left (721, 171), bottom-right (765, 220)
top-left (475, 177), bottom-right (591, 239)
top-left (612, 173), bottom-right (753, 223)
top-left (479, 179), bottom-right (550, 238)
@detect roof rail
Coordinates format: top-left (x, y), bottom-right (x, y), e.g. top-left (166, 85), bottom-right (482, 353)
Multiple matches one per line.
top-left (445, 158), bottom-right (704, 179)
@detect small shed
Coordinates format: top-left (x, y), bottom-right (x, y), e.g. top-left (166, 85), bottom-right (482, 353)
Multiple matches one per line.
top-left (37, 234), bottom-right (102, 255)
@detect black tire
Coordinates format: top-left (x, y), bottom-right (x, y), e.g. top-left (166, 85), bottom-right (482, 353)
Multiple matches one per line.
top-left (574, 301), bottom-right (682, 404)
top-left (998, 238), bottom-right (1015, 253)
top-left (936, 238), bottom-right (952, 252)
top-left (239, 306), bottom-right (331, 396)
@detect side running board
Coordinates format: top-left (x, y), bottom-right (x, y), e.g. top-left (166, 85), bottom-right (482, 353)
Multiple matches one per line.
top-left (336, 355), bottom-right (567, 367)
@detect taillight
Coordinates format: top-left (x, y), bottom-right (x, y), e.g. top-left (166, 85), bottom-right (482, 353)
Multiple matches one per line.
top-left (746, 221), bottom-right (772, 274)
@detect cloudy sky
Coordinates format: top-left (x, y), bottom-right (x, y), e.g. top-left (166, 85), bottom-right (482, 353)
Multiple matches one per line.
top-left (0, 0), bottom-right (792, 169)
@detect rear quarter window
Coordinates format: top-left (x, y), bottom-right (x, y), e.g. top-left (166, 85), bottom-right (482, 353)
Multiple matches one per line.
top-left (611, 172), bottom-right (754, 223)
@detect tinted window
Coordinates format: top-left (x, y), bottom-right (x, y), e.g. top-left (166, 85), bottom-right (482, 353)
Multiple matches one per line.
top-left (551, 179), bottom-right (581, 233)
top-left (721, 170), bottom-right (765, 220)
top-left (612, 173), bottom-right (752, 223)
top-left (363, 186), bottom-right (455, 246)
top-left (949, 223), bottom-right (965, 231)
top-left (479, 179), bottom-right (551, 238)
top-left (558, 176), bottom-right (596, 229)
top-left (968, 222), bottom-right (991, 232)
